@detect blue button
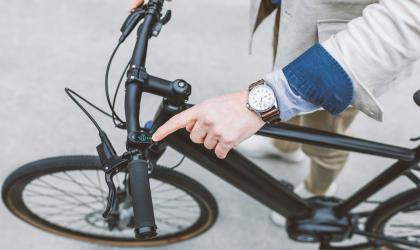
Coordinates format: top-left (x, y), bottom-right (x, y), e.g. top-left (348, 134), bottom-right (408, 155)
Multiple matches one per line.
top-left (144, 120), bottom-right (153, 130)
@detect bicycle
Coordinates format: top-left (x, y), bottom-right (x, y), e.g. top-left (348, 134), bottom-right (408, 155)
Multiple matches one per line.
top-left (2, 0), bottom-right (420, 249)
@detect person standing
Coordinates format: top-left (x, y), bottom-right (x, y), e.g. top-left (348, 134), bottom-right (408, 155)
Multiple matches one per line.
top-left (130, 0), bottom-right (420, 226)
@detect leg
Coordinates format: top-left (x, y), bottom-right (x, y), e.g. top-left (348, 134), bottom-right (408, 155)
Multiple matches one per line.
top-left (301, 108), bottom-right (358, 195)
top-left (272, 115), bottom-right (302, 153)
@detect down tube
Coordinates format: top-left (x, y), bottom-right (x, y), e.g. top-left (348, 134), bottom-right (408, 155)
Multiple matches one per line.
top-left (165, 130), bottom-right (312, 219)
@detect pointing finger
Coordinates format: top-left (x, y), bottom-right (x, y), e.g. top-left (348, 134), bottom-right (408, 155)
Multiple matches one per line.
top-left (152, 107), bottom-right (198, 141)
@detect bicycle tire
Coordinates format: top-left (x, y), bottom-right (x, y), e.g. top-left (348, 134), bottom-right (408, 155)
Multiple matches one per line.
top-left (2, 155), bottom-right (218, 246)
top-left (365, 188), bottom-right (420, 250)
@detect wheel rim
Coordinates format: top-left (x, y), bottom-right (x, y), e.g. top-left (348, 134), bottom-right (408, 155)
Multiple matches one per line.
top-left (381, 202), bottom-right (420, 250)
top-left (21, 169), bottom-right (202, 240)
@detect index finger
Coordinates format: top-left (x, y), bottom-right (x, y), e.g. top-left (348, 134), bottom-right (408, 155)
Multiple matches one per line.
top-left (152, 107), bottom-right (198, 141)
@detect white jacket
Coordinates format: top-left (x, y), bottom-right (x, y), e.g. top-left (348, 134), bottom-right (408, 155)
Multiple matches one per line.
top-left (250, 0), bottom-right (420, 121)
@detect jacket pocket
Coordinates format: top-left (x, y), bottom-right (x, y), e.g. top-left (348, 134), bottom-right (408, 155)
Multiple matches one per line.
top-left (317, 19), bottom-right (350, 43)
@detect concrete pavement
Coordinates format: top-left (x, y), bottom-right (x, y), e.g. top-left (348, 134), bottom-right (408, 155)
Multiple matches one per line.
top-left (1, 0), bottom-right (419, 249)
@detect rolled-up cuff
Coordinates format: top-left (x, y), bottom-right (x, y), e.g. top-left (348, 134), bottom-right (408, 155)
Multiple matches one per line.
top-left (283, 43), bottom-right (354, 115)
top-left (265, 70), bottom-right (318, 121)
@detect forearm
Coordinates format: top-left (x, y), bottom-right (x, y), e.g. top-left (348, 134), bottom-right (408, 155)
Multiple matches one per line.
top-left (265, 43), bottom-right (353, 120)
top-left (267, 0), bottom-right (420, 121)
top-left (322, 0), bottom-right (420, 97)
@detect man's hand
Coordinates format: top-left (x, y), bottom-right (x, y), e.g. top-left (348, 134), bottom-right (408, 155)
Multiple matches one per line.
top-left (152, 91), bottom-right (265, 159)
top-left (128, 0), bottom-right (171, 11)
top-left (129, 0), bottom-right (144, 10)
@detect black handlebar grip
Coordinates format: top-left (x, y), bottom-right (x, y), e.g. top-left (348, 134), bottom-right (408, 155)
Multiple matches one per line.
top-left (414, 89), bottom-right (420, 107)
top-left (128, 159), bottom-right (157, 239)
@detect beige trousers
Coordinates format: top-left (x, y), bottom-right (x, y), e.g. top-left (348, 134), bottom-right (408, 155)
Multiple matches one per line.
top-left (273, 108), bottom-right (358, 195)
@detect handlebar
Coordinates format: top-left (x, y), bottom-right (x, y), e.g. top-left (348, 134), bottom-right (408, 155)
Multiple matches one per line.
top-left (128, 158), bottom-right (157, 239)
top-left (125, 0), bottom-right (166, 135)
top-left (123, 0), bottom-right (166, 239)
top-left (131, 0), bottom-right (163, 68)
top-left (125, 82), bottom-right (142, 134)
top-left (115, 0), bottom-right (189, 239)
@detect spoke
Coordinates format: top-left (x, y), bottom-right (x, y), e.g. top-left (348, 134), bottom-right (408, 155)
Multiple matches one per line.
top-left (155, 203), bottom-right (198, 210)
top-left (49, 173), bottom-right (105, 194)
top-left (153, 187), bottom-right (179, 194)
top-left (24, 189), bottom-right (82, 205)
top-left (38, 210), bottom-right (91, 218)
top-left (25, 200), bottom-right (101, 210)
top-left (36, 178), bottom-right (99, 211)
top-left (54, 217), bottom-right (87, 225)
top-left (22, 171), bottom-right (202, 240)
top-left (26, 185), bottom-right (102, 200)
top-left (390, 224), bottom-right (420, 230)
top-left (79, 170), bottom-right (107, 199)
top-left (63, 172), bottom-right (104, 204)
top-left (154, 194), bottom-right (191, 205)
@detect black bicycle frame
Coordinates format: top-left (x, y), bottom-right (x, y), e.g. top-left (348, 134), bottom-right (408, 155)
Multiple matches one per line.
top-left (123, 0), bottom-right (420, 224)
top-left (149, 100), bottom-right (420, 220)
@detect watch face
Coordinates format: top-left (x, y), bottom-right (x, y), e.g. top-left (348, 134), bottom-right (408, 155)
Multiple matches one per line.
top-left (248, 85), bottom-right (275, 112)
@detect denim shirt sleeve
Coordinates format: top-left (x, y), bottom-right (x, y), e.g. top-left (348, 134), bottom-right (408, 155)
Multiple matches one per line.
top-left (283, 43), bottom-right (354, 115)
top-left (265, 70), bottom-right (319, 121)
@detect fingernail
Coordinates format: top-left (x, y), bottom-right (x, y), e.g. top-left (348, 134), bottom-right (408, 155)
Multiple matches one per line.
top-left (151, 134), bottom-right (158, 141)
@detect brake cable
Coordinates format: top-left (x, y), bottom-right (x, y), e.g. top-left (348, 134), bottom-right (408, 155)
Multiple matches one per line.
top-left (170, 156), bottom-right (186, 170)
top-left (112, 60), bottom-right (131, 127)
top-left (65, 88), bottom-right (111, 133)
top-left (105, 42), bottom-right (127, 129)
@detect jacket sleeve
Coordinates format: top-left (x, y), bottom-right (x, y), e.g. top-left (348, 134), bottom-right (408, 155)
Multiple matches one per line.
top-left (322, 0), bottom-right (420, 98)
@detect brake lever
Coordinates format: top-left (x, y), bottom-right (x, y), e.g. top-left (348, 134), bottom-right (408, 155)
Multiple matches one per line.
top-left (119, 6), bottom-right (147, 43)
top-left (152, 10), bottom-right (171, 37)
top-left (103, 172), bottom-right (117, 218)
top-left (161, 9), bottom-right (172, 25)
top-left (96, 131), bottom-right (129, 218)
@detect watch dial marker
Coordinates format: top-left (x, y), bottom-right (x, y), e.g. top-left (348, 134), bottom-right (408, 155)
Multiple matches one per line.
top-left (248, 85), bottom-right (275, 112)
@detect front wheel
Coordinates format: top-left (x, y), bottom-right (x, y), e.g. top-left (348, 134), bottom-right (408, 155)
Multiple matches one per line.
top-left (2, 155), bottom-right (218, 246)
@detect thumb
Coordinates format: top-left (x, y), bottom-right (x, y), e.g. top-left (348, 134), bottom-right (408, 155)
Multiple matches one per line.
top-left (128, 0), bottom-right (144, 11)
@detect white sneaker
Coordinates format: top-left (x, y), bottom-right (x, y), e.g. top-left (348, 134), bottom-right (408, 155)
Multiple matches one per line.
top-left (237, 135), bottom-right (306, 163)
top-left (270, 182), bottom-right (338, 227)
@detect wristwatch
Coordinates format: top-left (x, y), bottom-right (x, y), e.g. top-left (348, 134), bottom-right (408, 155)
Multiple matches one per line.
top-left (246, 79), bottom-right (281, 124)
